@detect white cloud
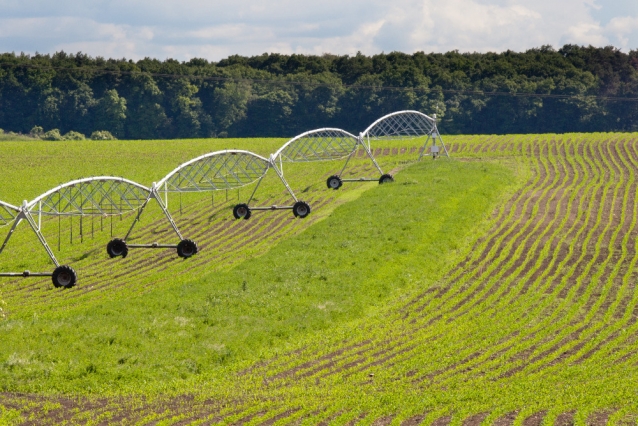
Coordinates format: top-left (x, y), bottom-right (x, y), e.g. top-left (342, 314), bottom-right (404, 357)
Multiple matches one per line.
top-left (0, 0), bottom-right (635, 61)
top-left (564, 22), bottom-right (608, 46)
top-left (605, 15), bottom-right (638, 50)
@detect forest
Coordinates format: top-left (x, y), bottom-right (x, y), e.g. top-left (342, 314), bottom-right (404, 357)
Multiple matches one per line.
top-left (0, 44), bottom-right (637, 139)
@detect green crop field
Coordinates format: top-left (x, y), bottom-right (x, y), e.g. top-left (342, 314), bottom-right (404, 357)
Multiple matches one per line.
top-left (1, 133), bottom-right (638, 425)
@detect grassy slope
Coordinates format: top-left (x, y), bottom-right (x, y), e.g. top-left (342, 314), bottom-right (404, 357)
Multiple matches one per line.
top-left (0, 152), bottom-right (516, 397)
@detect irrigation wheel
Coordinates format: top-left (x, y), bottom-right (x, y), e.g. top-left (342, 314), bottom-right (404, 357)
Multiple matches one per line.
top-left (292, 201), bottom-right (311, 218)
top-left (326, 175), bottom-right (343, 190)
top-left (233, 203), bottom-right (252, 220)
top-left (52, 265), bottom-right (77, 288)
top-left (106, 238), bottom-right (128, 258)
top-left (176, 239), bottom-right (198, 259)
top-left (378, 174), bottom-right (394, 184)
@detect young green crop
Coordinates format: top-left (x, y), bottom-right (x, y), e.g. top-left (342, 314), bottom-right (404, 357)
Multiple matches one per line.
top-left (3, 134), bottom-right (638, 424)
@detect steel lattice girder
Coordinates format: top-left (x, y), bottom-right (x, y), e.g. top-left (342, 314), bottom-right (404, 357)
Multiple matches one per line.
top-left (0, 200), bottom-right (19, 227)
top-left (158, 150), bottom-right (270, 192)
top-left (1, 178), bottom-right (151, 275)
top-left (362, 110), bottom-right (437, 140)
top-left (123, 149), bottom-right (298, 244)
top-left (273, 128), bottom-right (359, 163)
top-left (28, 177), bottom-right (151, 216)
top-left (362, 110), bottom-right (449, 161)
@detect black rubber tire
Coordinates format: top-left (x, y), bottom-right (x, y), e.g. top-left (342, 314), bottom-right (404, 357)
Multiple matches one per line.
top-left (177, 239), bottom-right (198, 259)
top-left (292, 201), bottom-right (311, 218)
top-left (52, 265), bottom-right (77, 289)
top-left (233, 203), bottom-right (252, 220)
top-left (106, 238), bottom-right (128, 258)
top-left (379, 174), bottom-right (394, 184)
top-left (326, 175), bottom-right (343, 190)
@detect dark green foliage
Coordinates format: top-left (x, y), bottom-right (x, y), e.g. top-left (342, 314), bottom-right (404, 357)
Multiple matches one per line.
top-left (93, 89), bottom-right (126, 138)
top-left (90, 130), bottom-right (116, 140)
top-left (62, 130), bottom-right (86, 140)
top-left (0, 45), bottom-right (637, 138)
top-left (41, 129), bottom-right (63, 141)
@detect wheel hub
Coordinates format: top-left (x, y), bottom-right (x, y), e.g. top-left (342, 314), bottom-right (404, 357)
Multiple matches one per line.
top-left (57, 272), bottom-right (72, 287)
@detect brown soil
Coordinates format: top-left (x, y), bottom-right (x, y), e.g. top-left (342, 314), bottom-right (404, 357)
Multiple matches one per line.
top-left (555, 411), bottom-right (575, 426)
top-left (431, 415), bottom-right (452, 426)
top-left (462, 413), bottom-right (488, 426)
top-left (493, 411), bottom-right (519, 426)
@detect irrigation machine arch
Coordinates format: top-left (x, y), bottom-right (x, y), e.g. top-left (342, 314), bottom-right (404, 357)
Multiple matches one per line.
top-left (274, 111), bottom-right (448, 190)
top-left (108, 149), bottom-right (311, 259)
top-left (272, 128), bottom-right (370, 190)
top-left (363, 110), bottom-right (449, 162)
top-left (0, 177), bottom-right (150, 288)
top-left (322, 110), bottom-right (449, 187)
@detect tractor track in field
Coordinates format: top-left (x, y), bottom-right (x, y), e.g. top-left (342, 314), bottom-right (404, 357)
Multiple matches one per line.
top-left (214, 141), bottom-right (534, 381)
top-left (245, 137), bottom-right (632, 423)
top-left (226, 141), bottom-right (544, 384)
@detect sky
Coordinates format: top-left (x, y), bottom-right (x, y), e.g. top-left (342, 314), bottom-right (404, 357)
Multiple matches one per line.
top-left (0, 0), bottom-right (636, 61)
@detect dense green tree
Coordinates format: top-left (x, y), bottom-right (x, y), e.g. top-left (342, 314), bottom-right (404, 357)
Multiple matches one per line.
top-left (1, 46), bottom-right (638, 138)
top-left (122, 74), bottom-right (168, 139)
top-left (93, 89), bottom-right (127, 138)
top-left (210, 81), bottom-right (251, 136)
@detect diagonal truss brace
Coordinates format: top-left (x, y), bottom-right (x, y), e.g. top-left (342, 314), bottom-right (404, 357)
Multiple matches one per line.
top-left (261, 156), bottom-right (299, 205)
top-left (124, 183), bottom-right (184, 242)
top-left (336, 134), bottom-right (385, 182)
top-left (270, 128), bottom-right (384, 184)
top-left (241, 160), bottom-right (300, 212)
top-left (0, 202), bottom-right (60, 277)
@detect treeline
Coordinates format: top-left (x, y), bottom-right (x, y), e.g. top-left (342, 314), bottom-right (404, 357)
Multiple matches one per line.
top-left (0, 45), bottom-right (637, 139)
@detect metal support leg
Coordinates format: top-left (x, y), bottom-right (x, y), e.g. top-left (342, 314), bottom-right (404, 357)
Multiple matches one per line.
top-left (0, 218), bottom-right (22, 256)
top-left (418, 135), bottom-right (432, 161)
top-left (151, 190), bottom-right (184, 240)
top-left (337, 150), bottom-right (356, 178)
top-left (360, 140), bottom-right (385, 175)
top-left (124, 194), bottom-right (152, 240)
top-left (270, 165), bottom-right (298, 203)
top-left (22, 210), bottom-right (60, 267)
top-left (246, 175), bottom-right (265, 206)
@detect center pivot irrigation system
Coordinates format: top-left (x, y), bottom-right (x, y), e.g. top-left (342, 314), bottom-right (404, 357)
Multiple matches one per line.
top-left (0, 177), bottom-right (150, 288)
top-left (106, 149), bottom-right (312, 258)
top-left (290, 110), bottom-right (448, 190)
top-left (0, 110), bottom-right (448, 288)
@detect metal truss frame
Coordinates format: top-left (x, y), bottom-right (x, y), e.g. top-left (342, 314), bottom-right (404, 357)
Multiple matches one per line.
top-left (273, 128), bottom-right (360, 165)
top-left (0, 177), bottom-right (150, 280)
top-left (271, 112), bottom-right (449, 188)
top-left (122, 149), bottom-right (301, 250)
top-left (362, 110), bottom-right (449, 161)
top-left (271, 127), bottom-right (385, 184)
top-left (332, 110), bottom-right (450, 183)
top-left (0, 200), bottom-right (18, 228)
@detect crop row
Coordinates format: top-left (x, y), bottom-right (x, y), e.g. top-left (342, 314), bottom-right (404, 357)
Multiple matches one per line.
top-left (189, 135), bottom-right (638, 424)
top-left (6, 134), bottom-right (638, 424)
top-left (0, 147), bottom-right (426, 317)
